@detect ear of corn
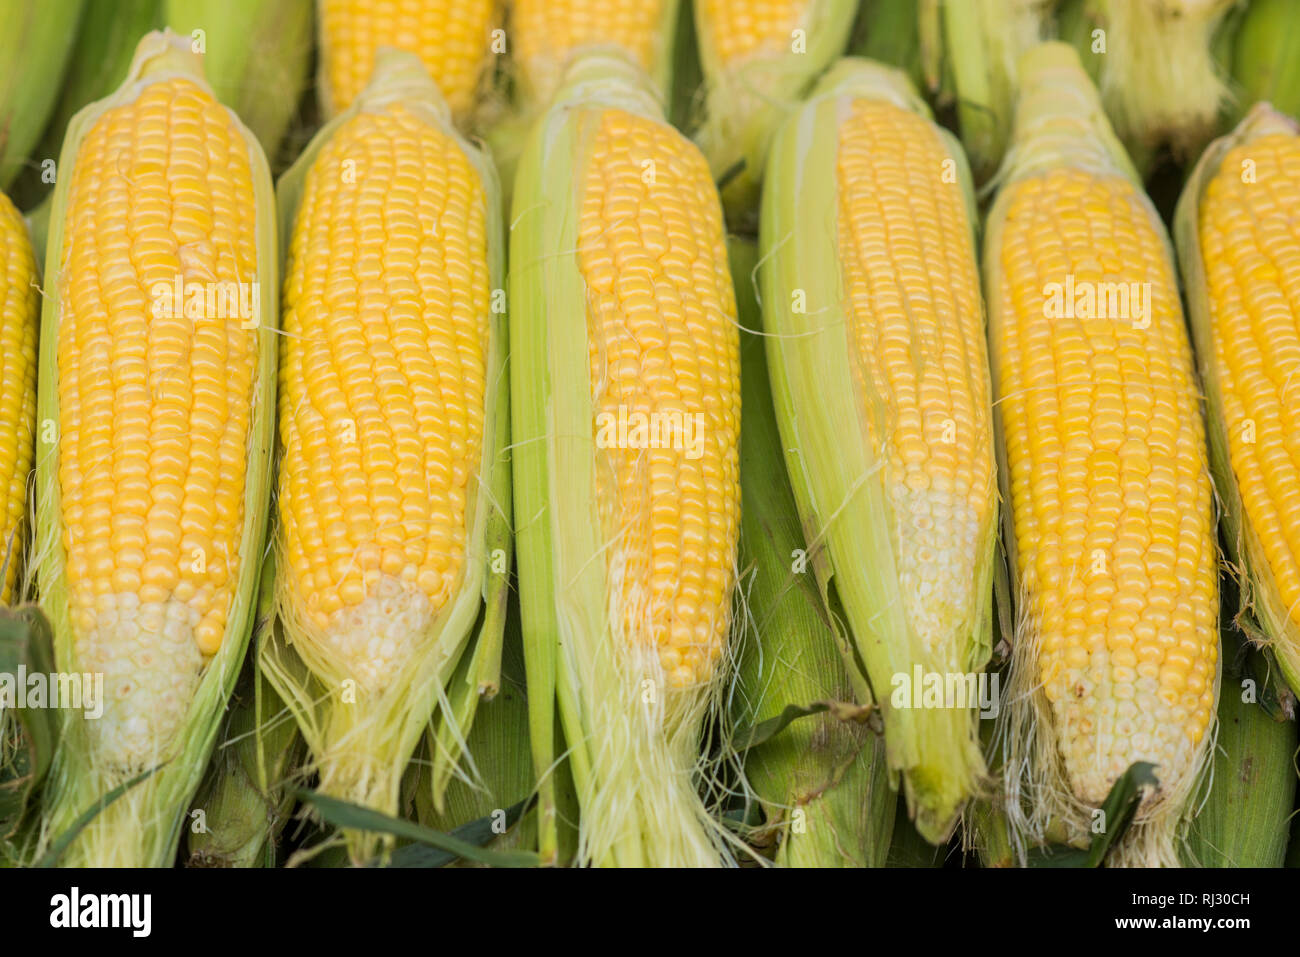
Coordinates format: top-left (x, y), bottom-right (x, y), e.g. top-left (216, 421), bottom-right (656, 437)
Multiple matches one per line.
top-left (988, 42), bottom-right (1219, 868)
top-left (263, 48), bottom-right (511, 862)
top-left (511, 52), bottom-right (741, 867)
top-left (693, 0), bottom-right (856, 223)
top-left (317, 0), bottom-right (497, 121)
top-left (1231, 0), bottom-right (1300, 123)
top-left (0, 0), bottom-right (86, 189)
top-left (760, 58), bottom-right (998, 843)
top-left (730, 238), bottom-right (895, 868)
top-left (917, 0), bottom-right (1051, 183)
top-left (34, 30), bottom-right (279, 867)
top-left (0, 190), bottom-right (39, 604)
top-left (163, 0), bottom-right (314, 162)
top-left (0, 191), bottom-right (36, 838)
top-left (1175, 103), bottom-right (1300, 699)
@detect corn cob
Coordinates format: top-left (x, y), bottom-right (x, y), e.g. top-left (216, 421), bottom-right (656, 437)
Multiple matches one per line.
top-left (693, 0), bottom-right (856, 224)
top-left (511, 52), bottom-right (741, 867)
top-left (1231, 0), bottom-right (1300, 123)
top-left (34, 30), bottom-right (278, 867)
top-left (1175, 103), bottom-right (1300, 700)
top-left (0, 191), bottom-right (37, 604)
top-left (989, 43), bottom-right (1219, 867)
top-left (264, 48), bottom-right (511, 862)
top-left (730, 237), bottom-right (895, 867)
top-left (0, 0), bottom-right (86, 189)
top-left (917, 0), bottom-right (1052, 183)
top-left (317, 0), bottom-right (496, 120)
top-left (760, 59), bottom-right (998, 843)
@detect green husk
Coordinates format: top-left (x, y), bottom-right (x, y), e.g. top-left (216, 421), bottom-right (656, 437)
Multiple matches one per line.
top-left (1231, 0), bottom-right (1300, 122)
top-left (1174, 102), bottom-right (1300, 699)
top-left (850, 0), bottom-right (925, 89)
top-left (185, 559), bottom-right (305, 867)
top-left (14, 0), bottom-right (159, 210)
top-left (886, 797), bottom-right (946, 867)
top-left (759, 58), bottom-right (997, 844)
top-left (0, 0), bottom-right (86, 190)
top-left (163, 0), bottom-right (313, 162)
top-left (918, 0), bottom-right (1052, 183)
top-left (729, 238), bottom-right (895, 868)
top-left (988, 42), bottom-right (1218, 869)
top-left (1055, 0), bottom-right (1102, 85)
top-left (1066, 0), bottom-right (1237, 171)
top-left (967, 702), bottom-right (1017, 868)
top-left (264, 48), bottom-right (512, 864)
top-left (693, 0), bottom-right (857, 228)
top-left (1184, 631), bottom-right (1296, 867)
top-left (510, 52), bottom-right (737, 867)
top-left (411, 596), bottom-right (536, 860)
top-left (0, 608), bottom-right (58, 845)
top-left (33, 30), bottom-right (279, 868)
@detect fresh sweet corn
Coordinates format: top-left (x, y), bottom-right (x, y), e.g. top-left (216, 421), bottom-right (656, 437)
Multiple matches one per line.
top-left (760, 59), bottom-right (997, 843)
top-left (0, 191), bottom-right (37, 605)
top-left (511, 0), bottom-right (679, 108)
top-left (694, 0), bottom-right (856, 223)
top-left (34, 30), bottom-right (278, 867)
top-left (511, 52), bottom-right (740, 867)
top-left (317, 0), bottom-right (496, 119)
top-left (1176, 104), bottom-right (1300, 698)
top-left (989, 43), bottom-right (1219, 867)
top-left (264, 48), bottom-right (511, 861)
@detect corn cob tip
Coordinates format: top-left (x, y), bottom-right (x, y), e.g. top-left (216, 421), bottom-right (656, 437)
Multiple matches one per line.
top-left (812, 57), bottom-right (930, 116)
top-left (547, 48), bottom-right (665, 119)
top-left (1234, 100), bottom-right (1300, 141)
top-left (1000, 41), bottom-right (1140, 186)
top-left (356, 45), bottom-right (453, 121)
top-left (125, 28), bottom-right (208, 85)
